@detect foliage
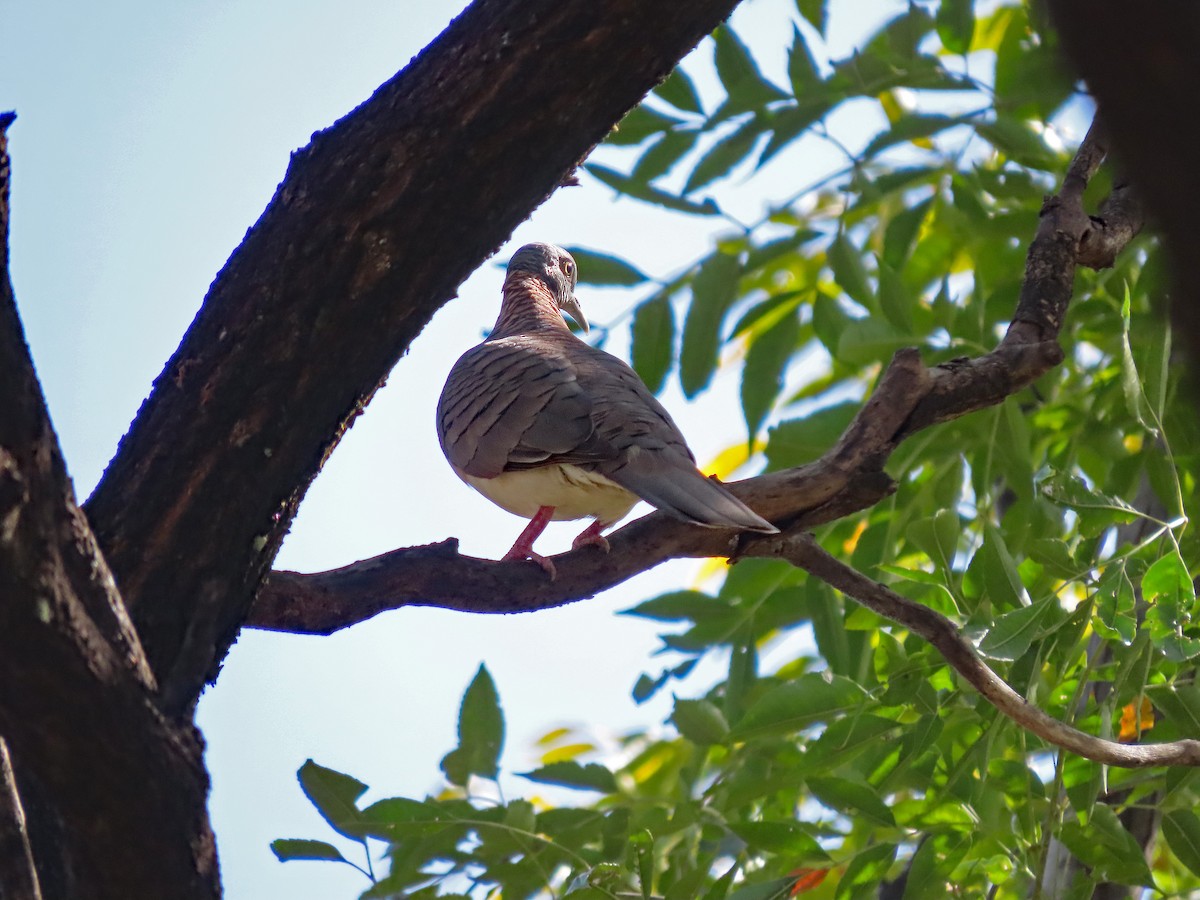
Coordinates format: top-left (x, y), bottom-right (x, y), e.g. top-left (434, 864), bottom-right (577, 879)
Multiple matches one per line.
top-left (274, 1), bottom-right (1200, 896)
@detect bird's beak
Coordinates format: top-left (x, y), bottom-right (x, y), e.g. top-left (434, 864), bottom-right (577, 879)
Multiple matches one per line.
top-left (560, 294), bottom-right (589, 333)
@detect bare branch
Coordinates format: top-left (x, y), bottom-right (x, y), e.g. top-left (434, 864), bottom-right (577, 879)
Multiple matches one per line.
top-left (757, 532), bottom-right (1200, 768)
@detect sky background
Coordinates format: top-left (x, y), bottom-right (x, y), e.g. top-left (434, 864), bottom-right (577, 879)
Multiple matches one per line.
top-left (1, 0), bottom-right (899, 896)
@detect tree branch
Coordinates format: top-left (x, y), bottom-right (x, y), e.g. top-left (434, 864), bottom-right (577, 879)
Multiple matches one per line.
top-left (81, 0), bottom-right (748, 712)
top-left (0, 115), bottom-right (218, 898)
top-left (0, 740), bottom-right (40, 900)
top-left (249, 113), bottom-right (1176, 769)
top-left (755, 532), bottom-right (1200, 768)
top-left (253, 114), bottom-right (1136, 635)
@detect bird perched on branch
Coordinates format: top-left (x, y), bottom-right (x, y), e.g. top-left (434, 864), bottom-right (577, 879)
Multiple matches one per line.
top-left (437, 243), bottom-right (777, 577)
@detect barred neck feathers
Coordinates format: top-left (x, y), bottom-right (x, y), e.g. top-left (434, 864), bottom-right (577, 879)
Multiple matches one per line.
top-left (492, 274), bottom-right (572, 338)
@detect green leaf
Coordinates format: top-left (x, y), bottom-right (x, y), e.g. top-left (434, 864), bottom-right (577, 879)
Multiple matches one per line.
top-left (1144, 548), bottom-right (1200, 661)
top-left (804, 714), bottom-right (901, 769)
top-left (836, 317), bottom-right (908, 367)
top-left (654, 67), bottom-right (704, 115)
top-left (566, 247), bottom-right (648, 286)
top-left (608, 105), bottom-right (683, 147)
top-left (671, 698), bottom-right (730, 745)
top-left (680, 252), bottom-right (741, 397)
top-left (1163, 810), bottom-right (1200, 877)
top-left (862, 114), bottom-right (960, 159)
top-left (978, 523), bottom-right (1030, 610)
top-left (974, 117), bottom-right (1060, 170)
top-left (621, 589), bottom-right (722, 622)
top-left (519, 761), bottom-right (617, 793)
top-left (903, 833), bottom-right (969, 900)
top-left (978, 595), bottom-right (1058, 661)
top-left (731, 674), bottom-right (868, 739)
top-left (631, 293), bottom-right (675, 393)
top-left (586, 163), bottom-right (721, 216)
top-left (1148, 683), bottom-right (1200, 738)
top-left (1095, 561), bottom-right (1137, 645)
top-left (883, 196), bottom-right (934, 269)
top-left (1119, 286), bottom-right (1155, 431)
top-left (827, 233), bottom-right (875, 310)
top-left (629, 829), bottom-right (654, 899)
top-left (876, 259), bottom-right (914, 332)
top-left (731, 820), bottom-right (829, 860)
top-left (795, 0), bottom-right (827, 35)
top-left (907, 509), bottom-right (960, 573)
top-left (440, 664), bottom-right (505, 785)
top-left (1059, 805), bottom-right (1155, 887)
top-left (297, 760), bottom-right (368, 840)
top-left (759, 101), bottom-right (830, 163)
top-left (808, 776), bottom-right (895, 827)
top-left (835, 843), bottom-right (897, 900)
top-left (684, 115), bottom-right (767, 194)
top-left (269, 838), bottom-right (347, 864)
top-left (632, 129), bottom-right (700, 183)
top-left (936, 0), bottom-right (975, 54)
top-left (713, 26), bottom-right (789, 114)
top-left (787, 24), bottom-right (822, 94)
top-left (741, 304), bottom-right (800, 439)
top-left (811, 293), bottom-right (851, 353)
top-left (765, 401), bottom-right (857, 470)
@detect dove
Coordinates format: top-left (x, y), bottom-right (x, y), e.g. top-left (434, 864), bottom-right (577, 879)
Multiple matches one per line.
top-left (437, 243), bottom-right (777, 576)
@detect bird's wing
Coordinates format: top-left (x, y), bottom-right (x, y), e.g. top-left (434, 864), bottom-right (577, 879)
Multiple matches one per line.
top-left (437, 336), bottom-right (613, 479)
top-left (575, 346), bottom-right (779, 533)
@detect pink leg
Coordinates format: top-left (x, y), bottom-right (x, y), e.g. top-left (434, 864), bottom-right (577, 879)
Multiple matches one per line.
top-left (571, 519), bottom-right (610, 553)
top-left (502, 506), bottom-right (557, 578)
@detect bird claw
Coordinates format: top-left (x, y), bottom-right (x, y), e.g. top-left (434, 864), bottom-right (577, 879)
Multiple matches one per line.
top-left (571, 521), bottom-right (610, 553)
top-left (501, 546), bottom-right (557, 579)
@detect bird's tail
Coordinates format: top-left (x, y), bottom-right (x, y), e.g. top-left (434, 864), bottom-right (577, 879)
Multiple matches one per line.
top-left (610, 455), bottom-right (778, 533)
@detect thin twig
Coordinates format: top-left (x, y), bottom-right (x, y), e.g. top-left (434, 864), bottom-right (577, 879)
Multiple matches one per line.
top-left (756, 532), bottom-right (1200, 768)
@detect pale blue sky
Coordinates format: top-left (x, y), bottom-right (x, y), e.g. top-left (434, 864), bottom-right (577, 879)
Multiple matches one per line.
top-left (0, 0), bottom-right (899, 896)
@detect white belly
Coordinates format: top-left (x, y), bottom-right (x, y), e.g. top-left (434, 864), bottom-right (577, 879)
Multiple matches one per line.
top-left (460, 464), bottom-right (639, 525)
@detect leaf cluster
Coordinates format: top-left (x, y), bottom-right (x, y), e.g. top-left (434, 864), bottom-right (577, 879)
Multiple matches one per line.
top-left (274, 2), bottom-right (1200, 896)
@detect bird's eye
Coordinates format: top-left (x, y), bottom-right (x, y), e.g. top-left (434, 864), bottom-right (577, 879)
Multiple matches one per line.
top-left (562, 259), bottom-right (575, 278)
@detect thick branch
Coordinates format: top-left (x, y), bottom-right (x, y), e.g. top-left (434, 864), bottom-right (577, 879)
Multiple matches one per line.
top-left (760, 533), bottom-right (1200, 768)
top-left (82, 0), bottom-right (748, 710)
top-left (0, 116), bottom-right (217, 898)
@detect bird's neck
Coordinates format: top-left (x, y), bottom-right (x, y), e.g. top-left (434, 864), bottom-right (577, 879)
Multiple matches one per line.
top-left (492, 275), bottom-right (570, 337)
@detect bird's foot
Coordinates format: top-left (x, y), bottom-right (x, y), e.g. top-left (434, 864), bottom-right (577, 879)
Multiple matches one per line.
top-left (571, 520), bottom-right (610, 553)
top-left (501, 545), bottom-right (557, 579)
top-left (502, 506), bottom-right (558, 578)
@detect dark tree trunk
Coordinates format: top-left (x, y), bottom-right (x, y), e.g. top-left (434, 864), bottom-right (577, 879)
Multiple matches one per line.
top-left (0, 0), bottom-right (744, 894)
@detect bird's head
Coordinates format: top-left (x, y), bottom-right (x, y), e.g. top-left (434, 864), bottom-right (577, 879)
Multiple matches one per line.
top-left (505, 243), bottom-right (588, 333)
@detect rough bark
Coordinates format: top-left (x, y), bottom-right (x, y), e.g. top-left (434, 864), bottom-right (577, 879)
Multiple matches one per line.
top-left (0, 114), bottom-right (217, 899)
